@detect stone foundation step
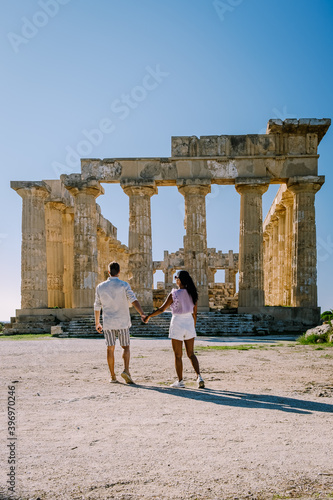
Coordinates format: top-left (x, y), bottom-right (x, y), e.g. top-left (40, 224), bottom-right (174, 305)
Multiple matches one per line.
top-left (44, 310), bottom-right (278, 338)
top-left (50, 312), bottom-right (268, 338)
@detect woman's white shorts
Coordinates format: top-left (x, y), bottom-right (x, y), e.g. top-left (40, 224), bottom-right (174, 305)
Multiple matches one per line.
top-left (169, 312), bottom-right (196, 341)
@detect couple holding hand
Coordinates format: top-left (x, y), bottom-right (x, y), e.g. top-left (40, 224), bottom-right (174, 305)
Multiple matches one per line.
top-left (94, 262), bottom-right (204, 389)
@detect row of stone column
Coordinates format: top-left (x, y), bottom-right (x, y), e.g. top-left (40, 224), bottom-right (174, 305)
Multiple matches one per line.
top-left (12, 179), bottom-right (125, 311)
top-left (13, 173), bottom-right (323, 313)
top-left (263, 177), bottom-right (324, 308)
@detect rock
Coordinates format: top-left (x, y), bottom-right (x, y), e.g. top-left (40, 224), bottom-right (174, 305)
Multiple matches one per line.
top-left (51, 325), bottom-right (63, 336)
top-left (305, 323), bottom-right (332, 341)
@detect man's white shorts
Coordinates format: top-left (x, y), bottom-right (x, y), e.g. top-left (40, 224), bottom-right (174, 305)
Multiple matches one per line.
top-left (169, 313), bottom-right (196, 341)
top-left (103, 328), bottom-right (130, 347)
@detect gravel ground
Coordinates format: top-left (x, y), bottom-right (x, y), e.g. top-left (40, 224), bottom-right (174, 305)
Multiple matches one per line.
top-left (0, 335), bottom-right (332, 500)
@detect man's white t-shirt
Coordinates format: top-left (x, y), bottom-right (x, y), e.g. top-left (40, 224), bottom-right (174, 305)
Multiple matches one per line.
top-left (94, 277), bottom-right (137, 330)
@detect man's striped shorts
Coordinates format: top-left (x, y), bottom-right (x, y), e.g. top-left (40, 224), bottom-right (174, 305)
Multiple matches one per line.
top-left (103, 328), bottom-right (130, 347)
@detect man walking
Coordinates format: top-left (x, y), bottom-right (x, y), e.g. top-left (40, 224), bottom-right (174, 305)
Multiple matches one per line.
top-left (94, 261), bottom-right (146, 384)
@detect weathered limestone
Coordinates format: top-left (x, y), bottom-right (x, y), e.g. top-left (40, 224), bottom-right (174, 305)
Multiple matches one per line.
top-left (121, 180), bottom-right (157, 308)
top-left (45, 200), bottom-right (65, 308)
top-left (11, 181), bottom-right (51, 308)
top-left (61, 175), bottom-right (104, 308)
top-left (62, 207), bottom-right (74, 308)
top-left (287, 176), bottom-right (324, 307)
top-left (236, 178), bottom-right (269, 309)
top-left (178, 179), bottom-right (211, 311)
top-left (281, 192), bottom-right (294, 306)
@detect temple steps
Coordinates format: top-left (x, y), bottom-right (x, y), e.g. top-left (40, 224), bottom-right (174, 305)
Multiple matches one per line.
top-left (53, 312), bottom-right (269, 338)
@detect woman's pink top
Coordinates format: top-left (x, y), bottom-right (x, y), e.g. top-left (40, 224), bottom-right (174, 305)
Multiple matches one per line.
top-left (169, 288), bottom-right (194, 315)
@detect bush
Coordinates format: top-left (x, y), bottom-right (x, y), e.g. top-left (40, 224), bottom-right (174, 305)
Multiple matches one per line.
top-left (321, 309), bottom-right (333, 322)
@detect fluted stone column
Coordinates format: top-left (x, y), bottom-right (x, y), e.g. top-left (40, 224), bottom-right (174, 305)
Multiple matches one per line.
top-left (208, 267), bottom-right (216, 286)
top-left (121, 180), bottom-right (157, 308)
top-left (227, 250), bottom-right (236, 293)
top-left (276, 205), bottom-right (286, 306)
top-left (235, 178), bottom-right (269, 309)
top-left (263, 232), bottom-right (270, 304)
top-left (177, 179), bottom-right (211, 311)
top-left (263, 224), bottom-right (273, 305)
top-left (281, 192), bottom-right (294, 306)
top-left (62, 207), bottom-right (74, 309)
top-left (97, 229), bottom-right (110, 283)
top-left (45, 201), bottom-right (66, 308)
top-left (287, 176), bottom-right (324, 307)
top-left (62, 176), bottom-right (104, 308)
top-left (11, 181), bottom-right (50, 309)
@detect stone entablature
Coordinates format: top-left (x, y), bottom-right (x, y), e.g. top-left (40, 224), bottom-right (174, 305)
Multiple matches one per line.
top-left (80, 118), bottom-right (330, 185)
top-left (171, 119), bottom-right (330, 157)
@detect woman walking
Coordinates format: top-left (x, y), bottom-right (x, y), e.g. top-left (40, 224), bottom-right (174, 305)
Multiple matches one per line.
top-left (144, 270), bottom-right (205, 389)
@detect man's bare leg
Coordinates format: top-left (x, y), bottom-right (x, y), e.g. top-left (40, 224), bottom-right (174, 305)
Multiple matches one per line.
top-left (120, 346), bottom-right (134, 384)
top-left (121, 345), bottom-right (130, 372)
top-left (107, 345), bottom-right (117, 380)
top-left (171, 339), bottom-right (183, 381)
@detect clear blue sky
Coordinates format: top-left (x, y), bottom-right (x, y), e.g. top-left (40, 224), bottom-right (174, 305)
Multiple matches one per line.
top-left (1, 0), bottom-right (332, 321)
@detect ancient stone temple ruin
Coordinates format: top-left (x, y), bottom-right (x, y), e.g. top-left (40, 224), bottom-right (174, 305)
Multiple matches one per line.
top-left (7, 118), bottom-right (330, 335)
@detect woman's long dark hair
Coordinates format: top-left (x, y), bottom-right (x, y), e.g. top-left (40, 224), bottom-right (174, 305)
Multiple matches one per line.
top-left (177, 270), bottom-right (198, 305)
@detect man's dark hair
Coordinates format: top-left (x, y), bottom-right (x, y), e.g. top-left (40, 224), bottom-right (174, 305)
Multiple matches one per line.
top-left (108, 261), bottom-right (120, 276)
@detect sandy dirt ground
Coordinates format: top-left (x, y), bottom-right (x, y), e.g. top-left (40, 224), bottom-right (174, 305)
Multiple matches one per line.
top-left (1, 335), bottom-right (333, 500)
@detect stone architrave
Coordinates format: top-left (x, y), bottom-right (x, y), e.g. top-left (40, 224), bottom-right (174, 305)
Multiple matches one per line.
top-left (287, 176), bottom-right (325, 307)
top-left (45, 200), bottom-right (66, 308)
top-left (62, 176), bottom-right (104, 308)
top-left (11, 181), bottom-right (51, 309)
top-left (121, 180), bottom-right (158, 308)
top-left (177, 179), bottom-right (211, 311)
top-left (235, 178), bottom-right (269, 309)
top-left (62, 207), bottom-right (74, 309)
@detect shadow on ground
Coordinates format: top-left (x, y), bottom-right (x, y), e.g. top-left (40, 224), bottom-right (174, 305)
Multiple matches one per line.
top-left (126, 384), bottom-right (333, 415)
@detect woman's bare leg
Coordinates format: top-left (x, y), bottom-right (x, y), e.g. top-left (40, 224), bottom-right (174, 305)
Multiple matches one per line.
top-left (171, 339), bottom-right (183, 381)
top-left (184, 337), bottom-right (200, 376)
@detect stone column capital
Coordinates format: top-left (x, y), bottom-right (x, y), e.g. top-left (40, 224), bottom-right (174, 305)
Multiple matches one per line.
top-left (61, 175), bottom-right (104, 198)
top-left (121, 180), bottom-right (158, 197)
top-left (11, 181), bottom-right (51, 199)
top-left (235, 177), bottom-right (270, 195)
top-left (177, 179), bottom-right (211, 197)
top-left (287, 175), bottom-right (325, 194)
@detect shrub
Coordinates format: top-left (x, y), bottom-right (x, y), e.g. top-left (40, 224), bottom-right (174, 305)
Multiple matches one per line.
top-left (321, 309), bottom-right (333, 322)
